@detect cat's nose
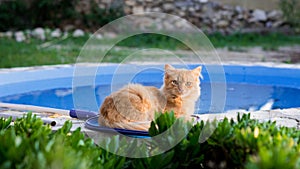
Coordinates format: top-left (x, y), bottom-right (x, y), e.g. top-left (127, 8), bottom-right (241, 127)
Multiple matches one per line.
top-left (178, 88), bottom-right (184, 94)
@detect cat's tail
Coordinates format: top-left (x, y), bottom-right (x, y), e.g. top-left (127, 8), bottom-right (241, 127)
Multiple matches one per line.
top-left (98, 113), bottom-right (151, 131)
top-left (99, 84), bottom-right (157, 131)
top-left (98, 87), bottom-right (153, 131)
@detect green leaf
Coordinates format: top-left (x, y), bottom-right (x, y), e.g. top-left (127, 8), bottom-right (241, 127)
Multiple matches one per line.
top-left (0, 117), bottom-right (12, 130)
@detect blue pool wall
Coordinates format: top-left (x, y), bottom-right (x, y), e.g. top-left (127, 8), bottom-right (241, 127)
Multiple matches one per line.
top-left (0, 64), bottom-right (300, 111)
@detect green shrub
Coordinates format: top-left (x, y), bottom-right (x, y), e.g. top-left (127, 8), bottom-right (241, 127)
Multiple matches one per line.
top-left (0, 0), bottom-right (28, 31)
top-left (28, 0), bottom-right (79, 28)
top-left (0, 112), bottom-right (125, 169)
top-left (0, 0), bottom-right (78, 31)
top-left (1, 112), bottom-right (300, 168)
top-left (279, 0), bottom-right (300, 32)
top-left (0, 0), bottom-right (124, 31)
top-left (83, 0), bottom-right (124, 29)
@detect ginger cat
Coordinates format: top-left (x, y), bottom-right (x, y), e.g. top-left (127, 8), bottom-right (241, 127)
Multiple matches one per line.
top-left (98, 64), bottom-right (202, 131)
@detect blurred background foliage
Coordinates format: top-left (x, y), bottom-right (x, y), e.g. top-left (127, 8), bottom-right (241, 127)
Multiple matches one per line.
top-left (0, 0), bottom-right (299, 32)
top-left (0, 0), bottom-right (124, 31)
top-left (279, 0), bottom-right (300, 31)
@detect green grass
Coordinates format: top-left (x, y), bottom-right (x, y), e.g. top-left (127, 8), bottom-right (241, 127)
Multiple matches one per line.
top-left (208, 32), bottom-right (300, 49)
top-left (117, 33), bottom-right (189, 50)
top-left (0, 32), bottom-right (300, 68)
top-left (0, 37), bottom-right (88, 68)
top-left (116, 32), bottom-right (300, 49)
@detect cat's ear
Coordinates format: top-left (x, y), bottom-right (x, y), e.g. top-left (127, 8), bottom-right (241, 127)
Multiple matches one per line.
top-left (192, 66), bottom-right (202, 77)
top-left (165, 64), bottom-right (175, 71)
top-left (165, 64), bottom-right (175, 77)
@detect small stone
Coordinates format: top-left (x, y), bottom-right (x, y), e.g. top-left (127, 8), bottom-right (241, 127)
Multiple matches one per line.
top-left (145, 7), bottom-right (152, 12)
top-left (194, 4), bottom-right (201, 11)
top-left (152, 7), bottom-right (161, 12)
top-left (124, 6), bottom-right (131, 13)
top-left (252, 9), bottom-right (267, 21)
top-left (202, 5), bottom-right (215, 19)
top-left (72, 29), bottom-right (85, 37)
top-left (51, 29), bottom-right (62, 38)
top-left (248, 17), bottom-right (257, 23)
top-left (192, 12), bottom-right (202, 18)
top-left (223, 4), bottom-right (234, 11)
top-left (105, 32), bottom-right (117, 38)
top-left (102, 0), bottom-right (112, 3)
top-left (210, 1), bottom-right (222, 10)
top-left (175, 1), bottom-right (186, 7)
top-left (156, 24), bottom-right (163, 31)
top-left (175, 0), bottom-right (194, 7)
top-left (95, 33), bottom-right (103, 39)
top-left (231, 20), bottom-right (242, 27)
top-left (235, 6), bottom-right (244, 14)
top-left (154, 17), bottom-right (162, 24)
top-left (138, 17), bottom-right (153, 28)
top-left (63, 24), bottom-right (75, 32)
top-left (98, 4), bottom-right (106, 9)
top-left (199, 0), bottom-right (208, 3)
top-left (202, 18), bottom-right (211, 25)
top-left (272, 20), bottom-right (284, 28)
top-left (125, 0), bottom-right (135, 6)
top-left (188, 7), bottom-right (195, 12)
top-left (180, 6), bottom-right (187, 11)
top-left (237, 14), bottom-right (245, 20)
top-left (266, 21), bottom-right (273, 28)
top-left (220, 10), bottom-right (234, 20)
top-left (163, 3), bottom-right (174, 11)
top-left (15, 31), bottom-right (26, 42)
top-left (211, 17), bottom-right (218, 23)
top-left (5, 31), bottom-right (13, 38)
top-left (267, 10), bottom-right (283, 20)
top-left (178, 11), bottom-right (186, 17)
top-left (32, 27), bottom-right (46, 40)
top-left (217, 20), bottom-right (229, 28)
top-left (175, 19), bottom-right (187, 28)
top-left (133, 6), bottom-right (144, 14)
top-left (163, 21), bottom-right (174, 30)
top-left (214, 12), bottom-right (222, 20)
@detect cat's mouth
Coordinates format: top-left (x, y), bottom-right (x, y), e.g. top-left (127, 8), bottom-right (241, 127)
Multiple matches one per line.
top-left (180, 91), bottom-right (192, 98)
top-left (172, 91), bottom-right (189, 98)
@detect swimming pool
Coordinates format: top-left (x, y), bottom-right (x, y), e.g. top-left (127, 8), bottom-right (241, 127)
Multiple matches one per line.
top-left (0, 64), bottom-right (300, 114)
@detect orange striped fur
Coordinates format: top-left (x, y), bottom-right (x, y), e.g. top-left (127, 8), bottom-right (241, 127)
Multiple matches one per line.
top-left (98, 64), bottom-right (202, 131)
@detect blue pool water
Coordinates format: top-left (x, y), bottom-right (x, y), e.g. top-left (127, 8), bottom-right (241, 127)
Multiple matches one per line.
top-left (1, 82), bottom-right (299, 114)
top-left (0, 64), bottom-right (300, 114)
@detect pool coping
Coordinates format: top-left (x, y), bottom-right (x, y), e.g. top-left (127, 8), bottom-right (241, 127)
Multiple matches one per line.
top-left (197, 107), bottom-right (300, 129)
top-left (1, 107), bottom-right (299, 133)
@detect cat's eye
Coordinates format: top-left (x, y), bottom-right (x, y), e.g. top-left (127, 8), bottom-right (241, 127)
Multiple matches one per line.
top-left (185, 82), bottom-right (192, 86)
top-left (171, 80), bottom-right (178, 85)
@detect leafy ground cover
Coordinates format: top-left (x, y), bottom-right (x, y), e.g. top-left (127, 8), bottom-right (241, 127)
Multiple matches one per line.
top-left (0, 32), bottom-right (300, 68)
top-left (0, 112), bottom-right (300, 169)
